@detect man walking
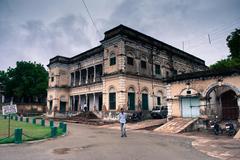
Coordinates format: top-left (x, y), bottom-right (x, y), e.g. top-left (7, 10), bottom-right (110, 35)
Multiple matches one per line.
top-left (119, 108), bottom-right (127, 137)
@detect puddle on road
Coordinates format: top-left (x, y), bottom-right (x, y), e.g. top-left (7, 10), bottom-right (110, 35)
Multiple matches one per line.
top-left (53, 148), bottom-right (71, 155)
top-left (53, 144), bottom-right (96, 155)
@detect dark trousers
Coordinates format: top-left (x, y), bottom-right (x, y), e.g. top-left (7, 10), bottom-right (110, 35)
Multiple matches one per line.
top-left (120, 123), bottom-right (126, 136)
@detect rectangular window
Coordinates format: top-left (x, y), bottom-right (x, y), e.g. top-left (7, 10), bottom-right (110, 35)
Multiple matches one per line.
top-left (127, 57), bottom-right (134, 65)
top-left (109, 93), bottom-right (116, 110)
top-left (155, 64), bottom-right (161, 75)
top-left (51, 77), bottom-right (54, 82)
top-left (110, 57), bottom-right (116, 66)
top-left (141, 60), bottom-right (146, 69)
top-left (157, 97), bottom-right (161, 106)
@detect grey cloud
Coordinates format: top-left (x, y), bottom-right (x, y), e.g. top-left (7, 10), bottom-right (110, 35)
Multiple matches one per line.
top-left (102, 0), bottom-right (240, 64)
top-left (0, 14), bottom-right (91, 70)
top-left (0, 0), bottom-right (239, 70)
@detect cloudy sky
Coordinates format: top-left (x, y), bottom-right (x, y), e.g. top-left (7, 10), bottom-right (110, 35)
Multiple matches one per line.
top-left (0, 0), bottom-right (239, 70)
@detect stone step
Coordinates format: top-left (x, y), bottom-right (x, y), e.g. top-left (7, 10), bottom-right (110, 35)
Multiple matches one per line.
top-left (154, 118), bottom-right (198, 133)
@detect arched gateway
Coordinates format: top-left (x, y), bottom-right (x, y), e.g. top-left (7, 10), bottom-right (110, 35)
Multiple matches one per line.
top-left (203, 83), bottom-right (240, 120)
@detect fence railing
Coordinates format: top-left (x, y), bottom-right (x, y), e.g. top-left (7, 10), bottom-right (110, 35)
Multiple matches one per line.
top-left (0, 115), bottom-right (67, 144)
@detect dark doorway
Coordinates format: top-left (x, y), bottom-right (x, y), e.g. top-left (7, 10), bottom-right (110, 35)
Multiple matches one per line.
top-left (60, 101), bottom-right (66, 113)
top-left (221, 90), bottom-right (239, 120)
top-left (74, 96), bottom-right (79, 111)
top-left (142, 93), bottom-right (148, 110)
top-left (99, 94), bottom-right (103, 111)
top-left (109, 93), bottom-right (116, 110)
top-left (128, 93), bottom-right (135, 110)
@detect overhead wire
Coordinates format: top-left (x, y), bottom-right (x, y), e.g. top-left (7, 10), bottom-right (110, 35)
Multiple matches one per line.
top-left (185, 21), bottom-right (240, 51)
top-left (81, 0), bottom-right (102, 39)
top-left (177, 17), bottom-right (240, 51)
top-left (182, 17), bottom-right (240, 44)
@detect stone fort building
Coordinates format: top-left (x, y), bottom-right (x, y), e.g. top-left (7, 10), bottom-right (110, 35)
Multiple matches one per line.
top-left (47, 25), bottom-right (240, 122)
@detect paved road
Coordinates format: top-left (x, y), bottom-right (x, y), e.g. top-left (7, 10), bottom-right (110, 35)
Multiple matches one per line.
top-left (0, 123), bottom-right (217, 160)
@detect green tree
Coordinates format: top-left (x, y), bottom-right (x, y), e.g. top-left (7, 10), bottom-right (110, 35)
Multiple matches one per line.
top-left (226, 28), bottom-right (240, 59)
top-left (210, 58), bottom-right (240, 70)
top-left (210, 28), bottom-right (240, 69)
top-left (2, 61), bottom-right (48, 103)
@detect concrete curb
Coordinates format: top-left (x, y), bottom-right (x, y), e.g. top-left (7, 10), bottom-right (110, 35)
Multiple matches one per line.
top-left (0, 131), bottom-right (69, 147)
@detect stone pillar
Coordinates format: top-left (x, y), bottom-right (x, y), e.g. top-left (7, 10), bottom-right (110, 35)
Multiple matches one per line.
top-left (73, 72), bottom-right (76, 86)
top-left (86, 68), bottom-right (88, 84)
top-left (86, 94), bottom-right (88, 111)
top-left (79, 69), bottom-right (81, 85)
top-left (166, 84), bottom-right (173, 119)
top-left (93, 93), bottom-right (96, 111)
top-left (200, 98), bottom-right (207, 119)
top-left (78, 95), bottom-right (80, 111)
top-left (93, 66), bottom-right (96, 82)
top-left (73, 96), bottom-right (75, 111)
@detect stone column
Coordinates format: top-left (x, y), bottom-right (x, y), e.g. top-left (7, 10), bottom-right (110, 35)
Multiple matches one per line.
top-left (86, 68), bottom-right (88, 84)
top-left (86, 94), bottom-right (88, 111)
top-left (200, 98), bottom-right (207, 119)
top-left (73, 96), bottom-right (75, 111)
top-left (79, 69), bottom-right (81, 85)
top-left (93, 93), bottom-right (96, 111)
top-left (93, 66), bottom-right (96, 82)
top-left (73, 72), bottom-right (76, 86)
top-left (78, 95), bottom-right (81, 111)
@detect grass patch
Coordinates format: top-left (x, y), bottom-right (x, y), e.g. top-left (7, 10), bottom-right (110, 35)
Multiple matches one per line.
top-left (0, 116), bottom-right (63, 144)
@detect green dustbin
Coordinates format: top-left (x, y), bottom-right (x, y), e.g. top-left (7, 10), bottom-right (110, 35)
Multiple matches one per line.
top-left (14, 128), bottom-right (23, 144)
top-left (50, 120), bottom-right (54, 127)
top-left (59, 121), bottom-right (64, 128)
top-left (32, 118), bottom-right (36, 124)
top-left (51, 127), bottom-right (57, 138)
top-left (41, 119), bottom-right (45, 126)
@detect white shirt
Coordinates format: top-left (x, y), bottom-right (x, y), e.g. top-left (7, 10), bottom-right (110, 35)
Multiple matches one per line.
top-left (119, 112), bottom-right (126, 124)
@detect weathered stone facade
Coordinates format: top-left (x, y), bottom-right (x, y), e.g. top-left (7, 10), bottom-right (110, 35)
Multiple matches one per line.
top-left (47, 25), bottom-right (207, 117)
top-left (166, 69), bottom-right (240, 122)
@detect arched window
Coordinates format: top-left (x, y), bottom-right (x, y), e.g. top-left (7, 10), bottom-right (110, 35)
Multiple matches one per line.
top-left (128, 87), bottom-right (135, 110)
top-left (109, 52), bottom-right (116, 66)
top-left (109, 87), bottom-right (116, 110)
top-left (142, 89), bottom-right (149, 110)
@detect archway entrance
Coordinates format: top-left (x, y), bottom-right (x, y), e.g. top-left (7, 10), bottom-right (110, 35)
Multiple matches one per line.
top-left (221, 90), bottom-right (239, 120)
top-left (204, 83), bottom-right (240, 120)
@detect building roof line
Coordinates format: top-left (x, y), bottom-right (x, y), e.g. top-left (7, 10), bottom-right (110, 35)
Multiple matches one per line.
top-left (102, 24), bottom-right (205, 65)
